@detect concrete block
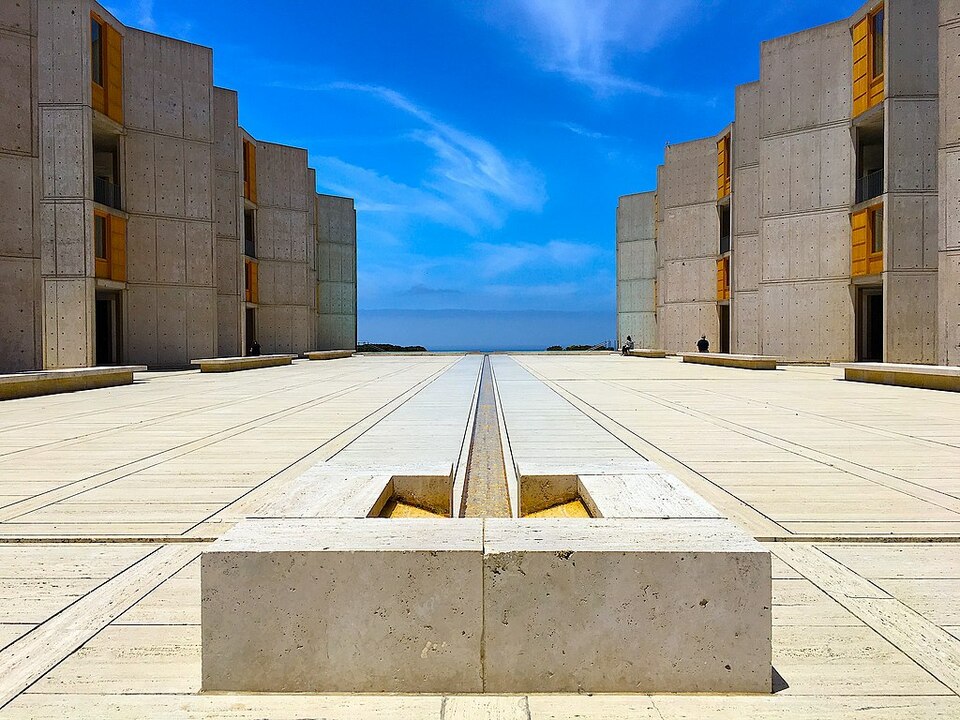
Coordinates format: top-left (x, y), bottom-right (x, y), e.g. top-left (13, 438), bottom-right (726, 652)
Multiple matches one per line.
top-left (201, 518), bottom-right (484, 693)
top-left (125, 284), bottom-right (158, 366)
top-left (183, 140), bottom-right (212, 220)
top-left (185, 221), bottom-right (214, 286)
top-left (0, 30), bottom-right (34, 155)
top-left (681, 353), bottom-right (778, 370)
top-left (190, 354), bottom-right (296, 372)
top-left (154, 137), bottom-right (185, 217)
top-left (0, 155), bottom-right (36, 256)
top-left (40, 106), bottom-right (84, 199)
top-left (0, 365), bottom-right (145, 400)
top-left (482, 518), bottom-right (772, 693)
top-left (835, 362), bottom-right (960, 392)
top-left (155, 219), bottom-right (185, 284)
top-left (889, 99), bottom-right (939, 192)
top-left (0, 257), bottom-right (39, 372)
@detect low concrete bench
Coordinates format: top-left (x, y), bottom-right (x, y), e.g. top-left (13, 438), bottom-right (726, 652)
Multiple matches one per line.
top-left (303, 350), bottom-right (354, 361)
top-left (681, 352), bottom-right (778, 370)
top-left (0, 365), bottom-right (146, 401)
top-left (190, 354), bottom-right (296, 373)
top-left (833, 362), bottom-right (960, 392)
top-left (625, 348), bottom-right (667, 358)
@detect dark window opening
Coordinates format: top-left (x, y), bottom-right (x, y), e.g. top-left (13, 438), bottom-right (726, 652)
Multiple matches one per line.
top-left (94, 214), bottom-right (108, 260)
top-left (872, 10), bottom-right (884, 78)
top-left (95, 291), bottom-right (121, 365)
top-left (245, 308), bottom-right (257, 356)
top-left (91, 19), bottom-right (103, 86)
top-left (856, 125), bottom-right (884, 203)
top-left (719, 305), bottom-right (731, 354)
top-left (93, 134), bottom-right (122, 210)
top-left (719, 204), bottom-right (731, 255)
top-left (244, 209), bottom-right (256, 257)
top-left (858, 287), bottom-right (883, 362)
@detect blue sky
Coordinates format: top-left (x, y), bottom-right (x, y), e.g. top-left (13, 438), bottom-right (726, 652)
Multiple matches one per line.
top-left (107, 0), bottom-right (865, 350)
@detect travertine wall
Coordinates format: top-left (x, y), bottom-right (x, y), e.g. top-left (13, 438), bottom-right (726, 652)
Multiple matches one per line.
top-left (939, 0), bottom-right (960, 364)
top-left (732, 82), bottom-right (761, 354)
top-left (657, 138), bottom-right (719, 354)
top-left (616, 192), bottom-right (657, 349)
top-left (757, 19), bottom-right (854, 362)
top-left (123, 28), bottom-right (217, 367)
top-left (316, 194), bottom-right (357, 350)
top-left (213, 88), bottom-right (242, 357)
top-left (883, 0), bottom-right (939, 363)
top-left (0, 2), bottom-right (41, 372)
top-left (255, 142), bottom-right (314, 354)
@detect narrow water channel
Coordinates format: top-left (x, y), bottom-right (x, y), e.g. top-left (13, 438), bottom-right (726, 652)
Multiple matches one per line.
top-left (460, 355), bottom-right (512, 517)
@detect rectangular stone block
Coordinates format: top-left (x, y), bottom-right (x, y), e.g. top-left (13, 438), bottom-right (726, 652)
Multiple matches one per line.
top-left (201, 518), bottom-right (484, 693)
top-left (681, 353), bottom-right (778, 370)
top-left (482, 518), bottom-right (771, 694)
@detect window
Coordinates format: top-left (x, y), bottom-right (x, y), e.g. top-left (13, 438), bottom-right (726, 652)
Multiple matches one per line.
top-left (91, 18), bottom-right (103, 86)
top-left (871, 207), bottom-right (883, 254)
top-left (242, 140), bottom-right (257, 202)
top-left (872, 10), bottom-right (884, 78)
top-left (94, 213), bottom-right (108, 260)
top-left (244, 209), bottom-right (256, 257)
top-left (719, 204), bottom-right (731, 255)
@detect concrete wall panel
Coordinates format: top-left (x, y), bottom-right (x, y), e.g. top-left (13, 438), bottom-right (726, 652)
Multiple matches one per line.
top-left (155, 219), bottom-right (186, 284)
top-left (0, 155), bottom-right (36, 256)
top-left (185, 220), bottom-right (214, 286)
top-left (889, 0), bottom-right (939, 97)
top-left (0, 30), bottom-right (35, 155)
top-left (889, 99), bottom-right (939, 192)
top-left (940, 250), bottom-right (960, 364)
top-left (885, 271), bottom-right (938, 362)
top-left (37, 0), bottom-right (85, 106)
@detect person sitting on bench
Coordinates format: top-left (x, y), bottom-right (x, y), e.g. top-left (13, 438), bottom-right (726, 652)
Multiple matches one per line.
top-left (621, 336), bottom-right (635, 355)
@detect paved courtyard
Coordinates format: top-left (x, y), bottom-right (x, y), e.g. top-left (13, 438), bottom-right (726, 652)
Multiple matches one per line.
top-left (0, 354), bottom-right (958, 718)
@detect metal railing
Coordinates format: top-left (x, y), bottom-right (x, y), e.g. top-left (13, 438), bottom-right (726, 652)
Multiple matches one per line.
top-left (94, 176), bottom-right (122, 210)
top-left (856, 169), bottom-right (883, 204)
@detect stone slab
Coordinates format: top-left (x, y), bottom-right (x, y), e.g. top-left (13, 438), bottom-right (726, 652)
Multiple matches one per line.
top-left (681, 353), bottom-right (779, 370)
top-left (189, 355), bottom-right (296, 372)
top-left (578, 473), bottom-right (724, 519)
top-left (0, 366), bottom-right (147, 400)
top-left (833, 363), bottom-right (960, 392)
top-left (626, 348), bottom-right (668, 358)
top-left (304, 350), bottom-right (354, 361)
top-left (201, 518), bottom-right (484, 693)
top-left (482, 518), bottom-right (772, 694)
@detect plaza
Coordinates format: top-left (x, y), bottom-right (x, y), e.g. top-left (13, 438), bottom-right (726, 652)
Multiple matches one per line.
top-left (0, 354), bottom-right (957, 717)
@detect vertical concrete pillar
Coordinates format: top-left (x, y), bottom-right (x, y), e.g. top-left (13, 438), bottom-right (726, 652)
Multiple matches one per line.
top-left (316, 194), bottom-right (357, 350)
top-left (939, 1), bottom-right (960, 365)
top-left (616, 192), bottom-right (657, 349)
top-left (884, 0), bottom-right (940, 363)
top-left (213, 88), bottom-right (242, 357)
top-left (37, 0), bottom-right (95, 368)
top-left (731, 82), bottom-right (761, 354)
top-left (0, 0), bottom-right (42, 372)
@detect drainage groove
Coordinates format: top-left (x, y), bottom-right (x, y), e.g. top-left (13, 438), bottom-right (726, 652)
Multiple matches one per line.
top-left (460, 355), bottom-right (511, 517)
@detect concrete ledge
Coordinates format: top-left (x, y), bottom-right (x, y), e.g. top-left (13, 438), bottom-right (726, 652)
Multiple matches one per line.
top-left (482, 518), bottom-right (771, 693)
top-left (304, 350), bottom-right (354, 361)
top-left (0, 366), bottom-right (146, 401)
top-left (190, 355), bottom-right (296, 373)
top-left (202, 518), bottom-right (484, 693)
top-left (833, 363), bottom-right (960, 392)
top-left (203, 514), bottom-right (771, 694)
top-left (625, 348), bottom-right (668, 358)
top-left (681, 353), bottom-right (778, 370)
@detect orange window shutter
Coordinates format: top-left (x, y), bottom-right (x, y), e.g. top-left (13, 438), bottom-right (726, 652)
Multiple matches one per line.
top-left (250, 260), bottom-right (259, 303)
top-left (105, 24), bottom-right (123, 123)
top-left (851, 211), bottom-right (869, 276)
top-left (852, 17), bottom-right (869, 116)
top-left (109, 215), bottom-right (127, 282)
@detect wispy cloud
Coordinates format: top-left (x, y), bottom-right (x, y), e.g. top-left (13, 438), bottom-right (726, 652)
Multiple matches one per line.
top-left (557, 122), bottom-right (614, 141)
top-left (322, 83), bottom-right (545, 233)
top-left (485, 0), bottom-right (697, 96)
top-left (471, 240), bottom-right (599, 278)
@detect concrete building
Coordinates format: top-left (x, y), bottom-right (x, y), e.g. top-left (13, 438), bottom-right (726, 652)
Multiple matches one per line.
top-left (941, 2), bottom-right (960, 365)
top-left (615, 192), bottom-right (657, 348)
top-left (618, 0), bottom-right (953, 364)
top-left (0, 1), bottom-right (356, 373)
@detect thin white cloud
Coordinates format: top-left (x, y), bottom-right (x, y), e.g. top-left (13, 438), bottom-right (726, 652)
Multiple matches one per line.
top-left (486, 0), bottom-right (698, 96)
top-left (471, 240), bottom-right (599, 278)
top-left (319, 84), bottom-right (546, 234)
top-left (136, 0), bottom-right (157, 31)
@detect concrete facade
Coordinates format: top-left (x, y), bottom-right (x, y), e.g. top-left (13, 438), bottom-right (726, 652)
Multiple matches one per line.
top-left (615, 192), bottom-right (657, 348)
top-left (618, 0), bottom-right (955, 364)
top-left (0, 0), bottom-right (357, 372)
top-left (656, 139), bottom-right (720, 353)
top-left (941, 2), bottom-right (960, 364)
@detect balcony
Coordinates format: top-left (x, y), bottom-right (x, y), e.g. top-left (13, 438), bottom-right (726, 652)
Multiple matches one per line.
top-left (856, 169), bottom-right (883, 204)
top-left (94, 176), bottom-right (122, 210)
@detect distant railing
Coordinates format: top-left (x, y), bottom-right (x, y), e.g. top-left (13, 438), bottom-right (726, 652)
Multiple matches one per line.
top-left (856, 169), bottom-right (883, 204)
top-left (94, 176), bottom-right (122, 210)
